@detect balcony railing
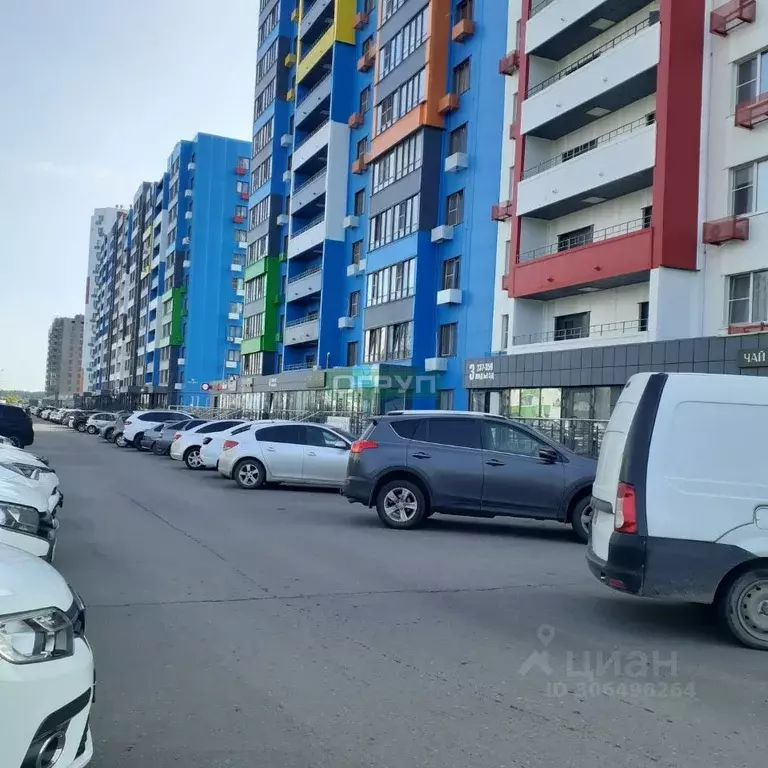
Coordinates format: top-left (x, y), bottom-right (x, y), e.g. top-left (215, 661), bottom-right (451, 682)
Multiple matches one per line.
top-left (513, 319), bottom-right (645, 346)
top-left (286, 312), bottom-right (319, 328)
top-left (297, 73), bottom-right (332, 110)
top-left (528, 17), bottom-right (655, 97)
top-left (293, 167), bottom-right (327, 195)
top-left (295, 119), bottom-right (330, 152)
top-left (291, 213), bottom-right (325, 238)
top-left (530, 0), bottom-right (557, 17)
top-left (284, 362), bottom-right (317, 371)
top-left (519, 217), bottom-right (648, 262)
top-left (521, 113), bottom-right (656, 179)
top-left (288, 265), bottom-right (322, 284)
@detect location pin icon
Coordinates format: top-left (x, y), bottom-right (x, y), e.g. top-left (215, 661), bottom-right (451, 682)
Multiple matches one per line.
top-left (537, 624), bottom-right (555, 647)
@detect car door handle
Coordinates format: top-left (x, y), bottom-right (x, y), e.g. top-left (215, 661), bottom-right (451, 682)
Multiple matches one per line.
top-left (266, 447), bottom-right (276, 452)
top-left (412, 451), bottom-right (431, 459)
top-left (485, 459), bottom-right (505, 467)
top-left (307, 451), bottom-right (317, 456)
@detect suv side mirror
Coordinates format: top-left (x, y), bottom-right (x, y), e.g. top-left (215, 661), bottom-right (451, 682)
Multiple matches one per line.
top-left (538, 447), bottom-right (559, 464)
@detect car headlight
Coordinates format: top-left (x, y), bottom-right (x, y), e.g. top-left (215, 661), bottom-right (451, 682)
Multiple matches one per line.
top-left (0, 608), bottom-right (74, 664)
top-left (0, 462), bottom-right (41, 480)
top-left (0, 501), bottom-right (39, 534)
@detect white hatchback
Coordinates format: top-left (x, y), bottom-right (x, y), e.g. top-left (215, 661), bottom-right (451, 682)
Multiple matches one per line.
top-left (122, 410), bottom-right (193, 449)
top-left (169, 419), bottom-right (246, 469)
top-left (218, 422), bottom-right (353, 489)
top-left (199, 421), bottom-right (263, 469)
top-left (0, 543), bottom-right (94, 767)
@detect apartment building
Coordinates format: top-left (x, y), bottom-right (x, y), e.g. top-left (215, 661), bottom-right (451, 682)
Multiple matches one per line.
top-left (45, 315), bottom-right (85, 398)
top-left (83, 207), bottom-right (123, 391)
top-left (465, 0), bottom-right (768, 427)
top-left (220, 0), bottom-right (510, 416)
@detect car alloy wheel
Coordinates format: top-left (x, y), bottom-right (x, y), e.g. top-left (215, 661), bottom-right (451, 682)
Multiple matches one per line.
top-left (234, 459), bottom-right (265, 489)
top-left (87, 425), bottom-right (98, 434)
top-left (383, 488), bottom-right (419, 523)
top-left (185, 448), bottom-right (204, 470)
top-left (570, 497), bottom-right (593, 544)
top-left (115, 433), bottom-right (127, 448)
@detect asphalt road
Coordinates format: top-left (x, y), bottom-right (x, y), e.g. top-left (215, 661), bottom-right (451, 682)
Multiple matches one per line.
top-left (34, 422), bottom-right (766, 768)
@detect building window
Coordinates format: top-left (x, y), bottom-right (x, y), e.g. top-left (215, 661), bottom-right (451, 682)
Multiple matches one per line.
top-left (449, 124), bottom-right (468, 155)
top-left (229, 302), bottom-right (243, 317)
top-left (728, 270), bottom-right (768, 324)
top-left (441, 257), bottom-right (460, 290)
top-left (232, 277), bottom-right (244, 292)
top-left (735, 50), bottom-right (768, 106)
top-left (352, 240), bottom-right (363, 265)
top-left (255, 40), bottom-right (278, 81)
top-left (378, 7), bottom-right (427, 79)
top-left (250, 197), bottom-right (271, 228)
top-left (254, 78), bottom-right (277, 120)
top-left (346, 341), bottom-right (358, 366)
top-left (562, 138), bottom-right (597, 164)
top-left (371, 132), bottom-right (423, 194)
top-left (369, 194), bottom-right (420, 249)
top-left (356, 137), bottom-right (368, 160)
top-left (642, 206), bottom-right (653, 229)
top-left (438, 323), bottom-right (457, 357)
top-left (500, 314), bottom-right (509, 350)
top-left (638, 302), bottom-right (649, 332)
top-left (453, 58), bottom-right (471, 95)
top-left (437, 389), bottom-right (455, 410)
top-left (360, 86), bottom-right (370, 114)
top-left (456, 0), bottom-right (473, 21)
top-left (364, 321), bottom-right (413, 362)
top-left (258, 4), bottom-right (278, 45)
top-left (381, 0), bottom-right (407, 23)
top-left (558, 225), bottom-right (593, 251)
top-left (253, 118), bottom-right (274, 155)
top-left (731, 161), bottom-right (768, 215)
top-left (446, 191), bottom-right (464, 226)
top-left (235, 229), bottom-right (247, 243)
top-left (227, 349), bottom-right (241, 363)
top-left (348, 291), bottom-right (360, 317)
top-left (236, 180), bottom-right (249, 195)
top-left (366, 258), bottom-right (416, 306)
top-left (554, 312), bottom-right (590, 341)
top-left (353, 189), bottom-right (365, 216)
top-left (376, 70), bottom-right (425, 133)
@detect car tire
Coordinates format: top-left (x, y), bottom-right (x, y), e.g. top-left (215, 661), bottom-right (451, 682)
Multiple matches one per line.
top-left (115, 433), bottom-right (128, 448)
top-left (87, 425), bottom-right (98, 435)
top-left (152, 441), bottom-right (166, 456)
top-left (133, 433), bottom-right (146, 451)
top-left (569, 496), bottom-right (592, 544)
top-left (720, 567), bottom-right (768, 651)
top-left (375, 479), bottom-right (428, 530)
top-left (8, 436), bottom-right (21, 448)
top-left (104, 427), bottom-right (115, 442)
top-left (184, 447), bottom-right (204, 470)
top-left (233, 458), bottom-right (266, 489)
top-left (76, 422), bottom-right (87, 433)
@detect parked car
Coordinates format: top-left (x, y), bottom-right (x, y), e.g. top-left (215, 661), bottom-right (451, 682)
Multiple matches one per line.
top-left (100, 411), bottom-right (132, 443)
top-left (143, 419), bottom-right (208, 455)
top-left (342, 411), bottom-right (596, 540)
top-left (0, 444), bottom-right (61, 507)
top-left (68, 410), bottom-right (95, 432)
top-left (39, 408), bottom-right (52, 420)
top-left (122, 410), bottom-right (193, 450)
top-left (0, 403), bottom-right (34, 448)
top-left (199, 421), bottom-right (262, 469)
top-left (84, 411), bottom-right (116, 434)
top-left (0, 465), bottom-right (59, 561)
top-left (0, 543), bottom-right (94, 767)
top-left (218, 422), bottom-right (354, 489)
top-left (170, 419), bottom-right (246, 469)
top-left (587, 372), bottom-right (768, 650)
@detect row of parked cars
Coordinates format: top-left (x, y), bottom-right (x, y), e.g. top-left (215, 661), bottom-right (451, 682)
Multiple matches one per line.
top-left (0, 418), bottom-right (95, 765)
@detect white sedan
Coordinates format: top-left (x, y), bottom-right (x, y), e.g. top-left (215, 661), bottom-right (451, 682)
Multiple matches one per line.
top-left (0, 444), bottom-right (61, 509)
top-left (0, 544), bottom-right (94, 767)
top-left (218, 422), bottom-right (353, 489)
top-left (199, 421), bottom-right (266, 469)
top-left (169, 419), bottom-right (246, 469)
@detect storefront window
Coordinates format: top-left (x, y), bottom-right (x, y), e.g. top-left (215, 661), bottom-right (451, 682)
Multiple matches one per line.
top-left (539, 388), bottom-right (562, 420)
top-left (519, 389), bottom-right (540, 418)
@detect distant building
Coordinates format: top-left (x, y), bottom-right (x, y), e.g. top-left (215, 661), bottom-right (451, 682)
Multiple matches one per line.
top-left (45, 315), bottom-right (84, 398)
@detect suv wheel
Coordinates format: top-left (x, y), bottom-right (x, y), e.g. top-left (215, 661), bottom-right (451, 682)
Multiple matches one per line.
top-left (233, 458), bottom-right (265, 489)
top-left (376, 479), bottom-right (427, 530)
top-left (87, 425), bottom-right (98, 435)
top-left (184, 447), bottom-right (204, 470)
top-left (720, 567), bottom-right (768, 650)
top-left (569, 497), bottom-right (592, 544)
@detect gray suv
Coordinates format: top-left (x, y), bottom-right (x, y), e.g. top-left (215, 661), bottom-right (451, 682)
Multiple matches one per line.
top-left (343, 411), bottom-right (596, 541)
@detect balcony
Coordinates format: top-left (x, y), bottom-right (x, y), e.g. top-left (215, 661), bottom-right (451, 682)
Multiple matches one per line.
top-left (518, 118), bottom-right (655, 219)
top-left (289, 214), bottom-right (325, 258)
top-left (438, 93), bottom-right (460, 115)
top-left (511, 218), bottom-right (653, 299)
top-left (499, 51), bottom-right (520, 76)
top-left (291, 168), bottom-right (327, 214)
top-left (287, 265), bottom-right (322, 301)
top-left (293, 119), bottom-right (330, 170)
top-left (452, 19), bottom-right (475, 43)
top-left (300, 0), bottom-right (332, 41)
top-left (702, 216), bottom-right (750, 245)
top-left (297, 25), bottom-right (334, 83)
top-left (492, 202), bottom-right (514, 221)
top-left (357, 48), bottom-right (376, 72)
top-left (284, 314), bottom-right (320, 345)
top-left (523, 16), bottom-right (660, 140)
top-left (527, 0), bottom-right (652, 59)
top-left (710, 0), bottom-right (756, 36)
top-left (512, 319), bottom-right (647, 349)
top-left (735, 93), bottom-right (768, 130)
top-left (354, 11), bottom-right (369, 29)
top-left (295, 74), bottom-right (332, 127)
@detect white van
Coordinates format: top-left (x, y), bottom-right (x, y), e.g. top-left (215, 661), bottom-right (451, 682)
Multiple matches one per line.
top-left (588, 372), bottom-right (768, 650)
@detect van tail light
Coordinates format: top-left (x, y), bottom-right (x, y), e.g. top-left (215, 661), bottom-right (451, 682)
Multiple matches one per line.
top-left (124, 419), bottom-right (132, 425)
top-left (222, 440), bottom-right (238, 451)
top-left (172, 432), bottom-right (182, 441)
top-left (615, 482), bottom-right (638, 534)
top-left (350, 439), bottom-right (378, 454)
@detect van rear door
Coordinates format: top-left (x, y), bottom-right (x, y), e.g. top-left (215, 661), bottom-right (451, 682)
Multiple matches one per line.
top-left (590, 374), bottom-right (653, 562)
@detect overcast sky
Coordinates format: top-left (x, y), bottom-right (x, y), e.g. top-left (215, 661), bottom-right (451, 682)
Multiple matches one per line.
top-left (0, 0), bottom-right (257, 390)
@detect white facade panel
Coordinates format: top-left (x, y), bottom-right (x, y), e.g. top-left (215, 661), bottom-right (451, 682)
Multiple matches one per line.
top-left (293, 120), bottom-right (331, 171)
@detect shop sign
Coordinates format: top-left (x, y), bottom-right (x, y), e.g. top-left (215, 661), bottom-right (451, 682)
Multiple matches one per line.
top-left (468, 361), bottom-right (495, 382)
top-left (739, 349), bottom-right (767, 367)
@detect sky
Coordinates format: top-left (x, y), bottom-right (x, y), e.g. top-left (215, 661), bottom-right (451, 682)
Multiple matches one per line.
top-left (0, 0), bottom-right (258, 390)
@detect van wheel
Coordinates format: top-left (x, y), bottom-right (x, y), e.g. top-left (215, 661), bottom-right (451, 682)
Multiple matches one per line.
top-left (233, 458), bottom-right (265, 489)
top-left (376, 479), bottom-right (427, 529)
top-left (569, 497), bottom-right (592, 544)
top-left (720, 567), bottom-right (768, 650)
